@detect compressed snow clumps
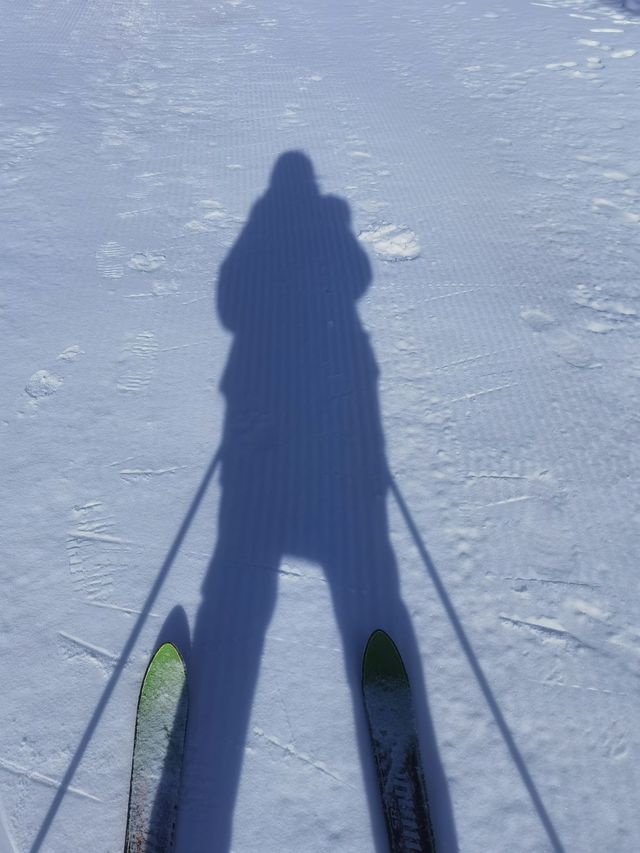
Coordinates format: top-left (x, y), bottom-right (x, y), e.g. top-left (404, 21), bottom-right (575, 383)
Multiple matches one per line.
top-left (358, 223), bottom-right (421, 261)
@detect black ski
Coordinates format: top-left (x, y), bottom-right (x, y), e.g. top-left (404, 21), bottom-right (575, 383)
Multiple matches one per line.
top-left (362, 629), bottom-right (435, 852)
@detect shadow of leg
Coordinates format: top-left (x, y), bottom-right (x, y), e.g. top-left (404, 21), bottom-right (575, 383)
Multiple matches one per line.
top-left (324, 486), bottom-right (459, 853)
top-left (176, 554), bottom-right (278, 853)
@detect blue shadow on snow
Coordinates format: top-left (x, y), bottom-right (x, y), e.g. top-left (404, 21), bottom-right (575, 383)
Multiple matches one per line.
top-left (176, 151), bottom-right (458, 853)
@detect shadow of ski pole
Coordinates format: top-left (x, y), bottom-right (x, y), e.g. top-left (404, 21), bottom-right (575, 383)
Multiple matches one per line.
top-left (28, 450), bottom-right (221, 853)
top-left (389, 476), bottom-right (566, 853)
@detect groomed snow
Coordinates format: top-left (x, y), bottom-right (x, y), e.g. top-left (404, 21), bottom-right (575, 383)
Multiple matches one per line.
top-left (1, 0), bottom-right (639, 851)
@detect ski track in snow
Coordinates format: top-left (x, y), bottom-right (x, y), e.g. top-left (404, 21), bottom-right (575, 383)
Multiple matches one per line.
top-left (252, 727), bottom-right (351, 789)
top-left (57, 631), bottom-right (119, 674)
top-left (0, 756), bottom-right (101, 803)
top-left (499, 614), bottom-right (595, 652)
top-left (118, 465), bottom-right (187, 481)
top-left (85, 600), bottom-right (162, 617)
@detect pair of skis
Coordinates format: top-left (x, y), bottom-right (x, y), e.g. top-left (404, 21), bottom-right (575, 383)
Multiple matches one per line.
top-left (124, 631), bottom-right (434, 852)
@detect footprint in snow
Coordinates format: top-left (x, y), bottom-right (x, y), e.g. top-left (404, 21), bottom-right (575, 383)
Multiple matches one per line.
top-left (116, 331), bottom-right (158, 393)
top-left (127, 251), bottom-right (166, 272)
top-left (520, 308), bottom-right (597, 368)
top-left (23, 345), bottom-right (83, 410)
top-left (185, 199), bottom-right (239, 233)
top-left (57, 345), bottom-right (84, 362)
top-left (25, 369), bottom-right (63, 399)
top-left (572, 283), bottom-right (638, 333)
top-left (96, 241), bottom-right (126, 279)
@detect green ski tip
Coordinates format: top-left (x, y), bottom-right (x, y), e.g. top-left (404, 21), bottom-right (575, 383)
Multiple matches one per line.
top-left (141, 643), bottom-right (186, 704)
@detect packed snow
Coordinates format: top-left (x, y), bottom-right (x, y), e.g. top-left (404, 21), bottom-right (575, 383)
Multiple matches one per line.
top-left (1, 0), bottom-right (639, 851)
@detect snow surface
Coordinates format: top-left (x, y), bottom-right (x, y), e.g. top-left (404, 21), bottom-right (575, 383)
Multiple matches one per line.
top-left (1, 0), bottom-right (640, 851)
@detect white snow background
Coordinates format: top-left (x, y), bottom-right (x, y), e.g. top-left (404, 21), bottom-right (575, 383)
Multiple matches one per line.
top-left (1, 0), bottom-right (639, 850)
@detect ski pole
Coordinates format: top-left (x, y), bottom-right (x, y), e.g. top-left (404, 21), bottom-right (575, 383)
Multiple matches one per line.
top-left (29, 449), bottom-right (221, 853)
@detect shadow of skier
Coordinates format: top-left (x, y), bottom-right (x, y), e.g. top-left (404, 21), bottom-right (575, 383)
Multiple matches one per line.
top-left (176, 151), bottom-right (458, 852)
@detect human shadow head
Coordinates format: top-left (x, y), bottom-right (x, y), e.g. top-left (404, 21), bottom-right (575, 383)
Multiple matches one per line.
top-left (269, 149), bottom-right (317, 191)
top-left (266, 150), bottom-right (352, 227)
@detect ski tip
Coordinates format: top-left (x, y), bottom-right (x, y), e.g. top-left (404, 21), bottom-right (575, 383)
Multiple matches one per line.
top-left (141, 642), bottom-right (187, 701)
top-left (151, 642), bottom-right (185, 669)
top-left (362, 629), bottom-right (408, 688)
